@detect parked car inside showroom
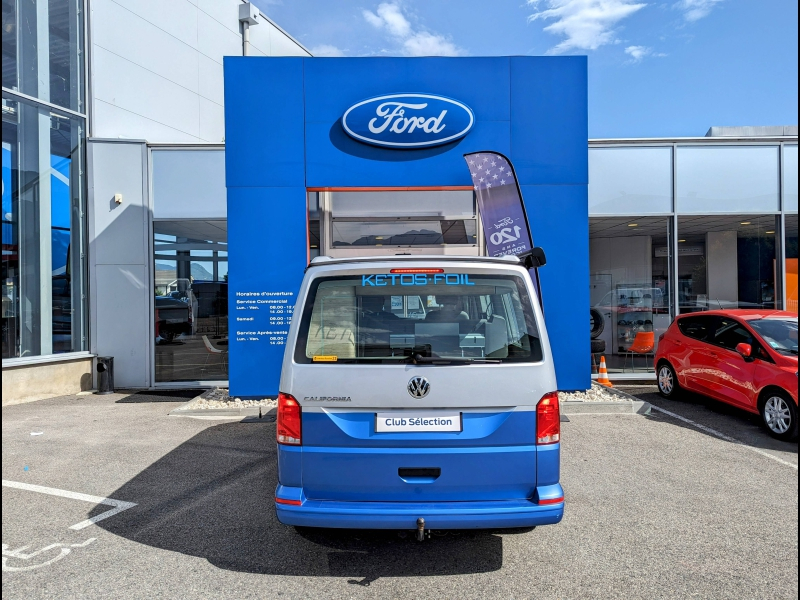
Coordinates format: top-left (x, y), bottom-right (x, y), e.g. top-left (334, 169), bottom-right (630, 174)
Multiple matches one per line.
top-left (654, 310), bottom-right (798, 441)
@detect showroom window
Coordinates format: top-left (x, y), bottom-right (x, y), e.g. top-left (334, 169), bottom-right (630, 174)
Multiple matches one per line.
top-left (676, 215), bottom-right (778, 313)
top-left (2, 95), bottom-right (87, 359)
top-left (589, 217), bottom-right (673, 373)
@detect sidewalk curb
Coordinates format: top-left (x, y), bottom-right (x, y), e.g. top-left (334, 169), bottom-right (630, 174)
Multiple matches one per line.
top-left (561, 400), bottom-right (651, 415)
top-left (560, 385), bottom-right (651, 415)
top-left (168, 396), bottom-right (277, 420)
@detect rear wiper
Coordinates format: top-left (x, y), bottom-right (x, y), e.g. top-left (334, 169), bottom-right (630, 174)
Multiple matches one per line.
top-left (409, 353), bottom-right (501, 364)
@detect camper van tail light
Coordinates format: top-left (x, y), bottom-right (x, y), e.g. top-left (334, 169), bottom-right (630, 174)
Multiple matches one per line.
top-left (536, 392), bottom-right (560, 445)
top-left (389, 268), bottom-right (444, 274)
top-left (277, 393), bottom-right (302, 445)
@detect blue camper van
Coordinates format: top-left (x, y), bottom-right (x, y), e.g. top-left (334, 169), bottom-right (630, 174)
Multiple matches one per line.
top-left (273, 254), bottom-right (564, 538)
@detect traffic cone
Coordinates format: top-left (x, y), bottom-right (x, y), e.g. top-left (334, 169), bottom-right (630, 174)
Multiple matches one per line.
top-left (596, 356), bottom-right (613, 387)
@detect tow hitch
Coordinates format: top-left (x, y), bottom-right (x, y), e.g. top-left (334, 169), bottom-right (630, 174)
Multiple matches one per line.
top-left (416, 517), bottom-right (426, 542)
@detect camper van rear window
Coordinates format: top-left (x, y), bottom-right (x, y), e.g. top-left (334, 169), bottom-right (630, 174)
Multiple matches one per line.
top-left (294, 273), bottom-right (543, 365)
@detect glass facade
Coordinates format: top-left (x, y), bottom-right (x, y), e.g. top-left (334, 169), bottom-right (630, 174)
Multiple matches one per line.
top-left (588, 147), bottom-right (672, 215)
top-left (2, 0), bottom-right (85, 113)
top-left (676, 146), bottom-right (779, 214)
top-left (784, 145), bottom-right (798, 212)
top-left (589, 143), bottom-right (795, 375)
top-left (2, 93), bottom-right (86, 359)
top-left (2, 0), bottom-right (87, 362)
top-left (152, 150), bottom-right (226, 219)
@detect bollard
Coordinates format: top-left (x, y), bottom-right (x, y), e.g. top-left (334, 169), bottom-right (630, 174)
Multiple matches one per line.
top-left (96, 356), bottom-right (115, 395)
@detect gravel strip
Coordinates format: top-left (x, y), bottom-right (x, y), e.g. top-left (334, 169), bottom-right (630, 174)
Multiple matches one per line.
top-left (559, 383), bottom-right (632, 403)
top-left (174, 388), bottom-right (277, 411)
top-left (179, 386), bottom-right (630, 408)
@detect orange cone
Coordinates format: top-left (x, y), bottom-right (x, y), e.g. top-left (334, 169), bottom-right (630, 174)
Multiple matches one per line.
top-left (596, 356), bottom-right (613, 387)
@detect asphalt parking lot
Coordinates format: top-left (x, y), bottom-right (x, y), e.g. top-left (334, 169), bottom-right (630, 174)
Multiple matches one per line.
top-left (2, 388), bottom-right (797, 599)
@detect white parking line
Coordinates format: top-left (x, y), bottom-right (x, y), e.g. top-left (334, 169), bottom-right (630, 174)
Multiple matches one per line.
top-left (1, 480), bottom-right (137, 529)
top-left (648, 405), bottom-right (799, 471)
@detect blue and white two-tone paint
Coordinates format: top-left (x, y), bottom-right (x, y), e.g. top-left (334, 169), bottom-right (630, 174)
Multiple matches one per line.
top-left (341, 93), bottom-right (475, 149)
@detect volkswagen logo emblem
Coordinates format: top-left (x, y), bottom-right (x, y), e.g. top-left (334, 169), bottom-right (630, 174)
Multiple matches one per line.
top-left (407, 376), bottom-right (430, 399)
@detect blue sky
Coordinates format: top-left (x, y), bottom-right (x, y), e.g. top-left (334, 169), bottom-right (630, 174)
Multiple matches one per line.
top-left (263, 0), bottom-right (798, 138)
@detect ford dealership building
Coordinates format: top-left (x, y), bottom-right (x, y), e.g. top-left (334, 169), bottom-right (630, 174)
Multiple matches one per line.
top-left (2, 1), bottom-right (797, 402)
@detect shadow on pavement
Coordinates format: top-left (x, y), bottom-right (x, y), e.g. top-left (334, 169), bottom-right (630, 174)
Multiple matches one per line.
top-left (115, 389), bottom-right (202, 403)
top-left (633, 389), bottom-right (798, 455)
top-left (91, 421), bottom-right (505, 582)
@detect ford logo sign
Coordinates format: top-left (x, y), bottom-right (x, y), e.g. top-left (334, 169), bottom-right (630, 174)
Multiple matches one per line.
top-left (341, 93), bottom-right (475, 149)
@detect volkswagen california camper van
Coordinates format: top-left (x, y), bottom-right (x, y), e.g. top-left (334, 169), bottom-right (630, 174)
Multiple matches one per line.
top-left (275, 255), bottom-right (563, 536)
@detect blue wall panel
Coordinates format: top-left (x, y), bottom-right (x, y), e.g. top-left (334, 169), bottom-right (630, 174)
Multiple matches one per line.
top-left (303, 58), bottom-right (511, 123)
top-left (225, 187), bottom-right (308, 397)
top-left (223, 58), bottom-right (306, 189)
top-left (522, 184), bottom-right (590, 390)
top-left (510, 57), bottom-right (588, 185)
top-left (224, 56), bottom-right (589, 396)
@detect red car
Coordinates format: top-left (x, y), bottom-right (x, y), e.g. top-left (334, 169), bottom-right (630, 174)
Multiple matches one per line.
top-left (655, 310), bottom-right (798, 441)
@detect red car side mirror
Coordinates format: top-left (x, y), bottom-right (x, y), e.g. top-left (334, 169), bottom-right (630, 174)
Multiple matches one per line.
top-left (735, 342), bottom-right (752, 358)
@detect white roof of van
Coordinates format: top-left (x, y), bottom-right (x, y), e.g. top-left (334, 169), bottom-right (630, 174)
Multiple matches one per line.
top-left (308, 255), bottom-right (522, 268)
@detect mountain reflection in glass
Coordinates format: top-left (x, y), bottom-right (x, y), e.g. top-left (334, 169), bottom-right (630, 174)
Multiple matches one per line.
top-left (331, 220), bottom-right (477, 247)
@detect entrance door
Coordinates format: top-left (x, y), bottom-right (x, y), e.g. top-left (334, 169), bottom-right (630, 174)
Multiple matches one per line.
top-left (311, 189), bottom-right (483, 259)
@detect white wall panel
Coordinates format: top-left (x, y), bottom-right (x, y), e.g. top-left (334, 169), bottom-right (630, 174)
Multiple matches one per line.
top-left (197, 0), bottom-right (241, 35)
top-left (88, 141), bottom-right (151, 388)
top-left (93, 47), bottom-right (201, 139)
top-left (89, 0), bottom-right (309, 141)
top-left (199, 98), bottom-right (225, 143)
top-left (249, 18), bottom-right (271, 56)
top-left (89, 142), bottom-right (147, 263)
top-left (92, 0), bottom-right (199, 94)
top-left (94, 264), bottom-right (149, 387)
top-left (197, 10), bottom-right (242, 64)
top-left (109, 0), bottom-right (199, 49)
top-left (198, 54), bottom-right (225, 105)
top-left (93, 100), bottom-right (201, 143)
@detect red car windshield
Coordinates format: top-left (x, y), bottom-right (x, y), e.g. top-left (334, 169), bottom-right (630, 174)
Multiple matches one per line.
top-left (749, 317), bottom-right (799, 356)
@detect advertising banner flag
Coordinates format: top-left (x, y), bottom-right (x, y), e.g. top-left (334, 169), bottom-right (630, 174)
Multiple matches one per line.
top-left (464, 151), bottom-right (542, 302)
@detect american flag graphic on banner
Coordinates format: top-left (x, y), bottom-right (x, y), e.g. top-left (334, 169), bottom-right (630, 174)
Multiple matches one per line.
top-left (464, 151), bottom-right (532, 258)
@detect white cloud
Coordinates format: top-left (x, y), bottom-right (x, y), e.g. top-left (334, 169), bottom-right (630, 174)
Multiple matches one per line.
top-left (624, 45), bottom-right (651, 61)
top-left (402, 32), bottom-right (462, 57)
top-left (674, 0), bottom-right (723, 22)
top-left (527, 0), bottom-right (647, 54)
top-left (363, 2), bottom-right (464, 56)
top-left (310, 44), bottom-right (346, 57)
top-left (363, 3), bottom-right (412, 38)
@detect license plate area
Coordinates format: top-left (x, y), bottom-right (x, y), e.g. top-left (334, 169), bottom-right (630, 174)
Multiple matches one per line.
top-left (375, 411), bottom-right (462, 433)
